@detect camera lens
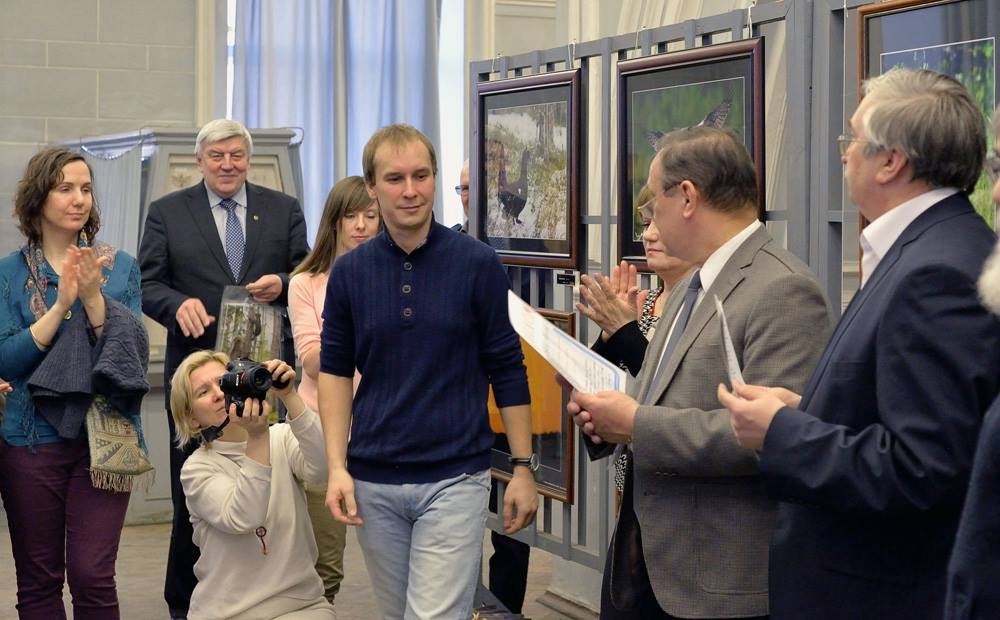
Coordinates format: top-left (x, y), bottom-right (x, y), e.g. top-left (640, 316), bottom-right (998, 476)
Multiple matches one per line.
top-left (247, 367), bottom-right (273, 392)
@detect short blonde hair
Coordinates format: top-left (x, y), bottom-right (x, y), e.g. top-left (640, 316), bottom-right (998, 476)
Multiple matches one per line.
top-left (170, 350), bottom-right (230, 449)
top-left (362, 123), bottom-right (437, 186)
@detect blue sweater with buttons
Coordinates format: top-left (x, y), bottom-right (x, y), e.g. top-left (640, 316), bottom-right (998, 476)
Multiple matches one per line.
top-left (320, 221), bottom-right (530, 484)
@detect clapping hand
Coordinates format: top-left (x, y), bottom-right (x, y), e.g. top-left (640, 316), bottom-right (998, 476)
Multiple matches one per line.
top-left (74, 246), bottom-right (109, 303)
top-left (576, 261), bottom-right (640, 339)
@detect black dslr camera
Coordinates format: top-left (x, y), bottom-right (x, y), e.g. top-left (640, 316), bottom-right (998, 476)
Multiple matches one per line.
top-left (218, 358), bottom-right (288, 416)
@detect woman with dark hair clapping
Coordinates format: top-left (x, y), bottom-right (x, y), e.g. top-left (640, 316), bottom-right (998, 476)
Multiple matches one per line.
top-left (0, 147), bottom-right (147, 619)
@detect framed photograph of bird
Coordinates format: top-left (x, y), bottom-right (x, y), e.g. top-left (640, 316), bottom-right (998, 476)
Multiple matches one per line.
top-left (617, 38), bottom-right (765, 270)
top-left (859, 0), bottom-right (999, 230)
top-left (475, 69), bottom-right (581, 268)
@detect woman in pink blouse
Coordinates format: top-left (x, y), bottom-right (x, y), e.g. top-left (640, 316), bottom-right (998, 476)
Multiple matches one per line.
top-left (287, 175), bottom-right (380, 604)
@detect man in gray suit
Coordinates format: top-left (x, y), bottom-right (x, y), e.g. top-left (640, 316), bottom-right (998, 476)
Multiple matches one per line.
top-left (138, 118), bottom-right (309, 619)
top-left (569, 126), bottom-right (830, 618)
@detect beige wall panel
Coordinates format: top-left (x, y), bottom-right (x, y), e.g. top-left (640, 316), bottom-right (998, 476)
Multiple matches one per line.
top-left (0, 39), bottom-right (46, 66)
top-left (99, 0), bottom-right (195, 46)
top-left (0, 211), bottom-right (23, 255)
top-left (0, 143), bottom-right (46, 194)
top-left (149, 46), bottom-right (195, 73)
top-left (0, 0), bottom-right (99, 41)
top-left (0, 117), bottom-right (46, 143)
top-left (46, 118), bottom-right (172, 142)
top-left (98, 70), bottom-right (194, 121)
top-left (493, 0), bottom-right (556, 58)
top-left (0, 66), bottom-right (98, 117)
top-left (49, 42), bottom-right (147, 70)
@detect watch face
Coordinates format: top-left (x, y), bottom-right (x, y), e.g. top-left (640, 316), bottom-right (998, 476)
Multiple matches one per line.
top-left (509, 454), bottom-right (539, 472)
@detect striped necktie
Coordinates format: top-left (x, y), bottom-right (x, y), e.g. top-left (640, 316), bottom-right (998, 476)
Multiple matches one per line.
top-left (220, 198), bottom-right (244, 279)
top-left (616, 271), bottom-right (702, 492)
top-left (641, 270), bottom-right (702, 404)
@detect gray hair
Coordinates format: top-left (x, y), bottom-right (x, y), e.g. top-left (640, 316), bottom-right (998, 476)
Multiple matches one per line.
top-left (859, 68), bottom-right (985, 192)
top-left (654, 125), bottom-right (758, 214)
top-left (194, 119), bottom-right (254, 157)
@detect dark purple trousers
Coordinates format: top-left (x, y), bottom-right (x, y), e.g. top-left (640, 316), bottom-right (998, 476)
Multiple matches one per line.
top-left (0, 438), bottom-right (130, 620)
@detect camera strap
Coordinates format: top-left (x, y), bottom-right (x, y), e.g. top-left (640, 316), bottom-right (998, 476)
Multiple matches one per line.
top-left (198, 418), bottom-right (230, 444)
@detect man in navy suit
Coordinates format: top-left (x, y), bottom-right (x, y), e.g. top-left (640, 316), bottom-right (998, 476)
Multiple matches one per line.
top-left (719, 68), bottom-right (1000, 619)
top-left (138, 118), bottom-right (309, 619)
top-left (944, 108), bottom-right (1000, 620)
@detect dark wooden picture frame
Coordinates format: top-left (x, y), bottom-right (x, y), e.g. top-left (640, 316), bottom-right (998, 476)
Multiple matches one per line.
top-left (476, 70), bottom-right (581, 268)
top-left (617, 38), bottom-right (765, 269)
top-left (859, 0), bottom-right (998, 229)
top-left (488, 308), bottom-right (576, 504)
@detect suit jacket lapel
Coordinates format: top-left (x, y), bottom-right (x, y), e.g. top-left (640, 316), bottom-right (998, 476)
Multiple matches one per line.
top-left (187, 183), bottom-right (233, 281)
top-left (633, 284), bottom-right (685, 403)
top-left (800, 194), bottom-right (974, 406)
top-left (643, 226), bottom-right (768, 405)
top-left (241, 182), bottom-right (263, 283)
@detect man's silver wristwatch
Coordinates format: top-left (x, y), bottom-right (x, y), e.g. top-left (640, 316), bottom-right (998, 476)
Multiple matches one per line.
top-left (508, 453), bottom-right (539, 472)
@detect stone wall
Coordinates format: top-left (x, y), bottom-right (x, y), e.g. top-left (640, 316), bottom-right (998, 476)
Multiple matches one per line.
top-left (0, 0), bottom-right (197, 254)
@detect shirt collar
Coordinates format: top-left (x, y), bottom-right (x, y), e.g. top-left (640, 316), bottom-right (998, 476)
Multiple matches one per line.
top-left (860, 187), bottom-right (959, 275)
top-left (382, 215), bottom-right (440, 253)
top-left (698, 220), bottom-right (762, 293)
top-left (206, 184), bottom-right (248, 209)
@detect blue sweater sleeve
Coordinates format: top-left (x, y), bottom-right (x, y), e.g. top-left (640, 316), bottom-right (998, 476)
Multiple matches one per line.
top-left (473, 251), bottom-right (529, 408)
top-left (319, 261), bottom-right (356, 378)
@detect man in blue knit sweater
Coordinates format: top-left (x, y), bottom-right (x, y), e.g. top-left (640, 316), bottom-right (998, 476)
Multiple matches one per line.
top-left (318, 124), bottom-right (538, 619)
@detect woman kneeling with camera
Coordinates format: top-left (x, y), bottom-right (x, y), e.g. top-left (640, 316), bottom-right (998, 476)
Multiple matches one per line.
top-left (171, 351), bottom-right (336, 620)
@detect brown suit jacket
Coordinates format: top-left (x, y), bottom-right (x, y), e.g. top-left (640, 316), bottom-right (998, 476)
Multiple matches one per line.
top-left (623, 226), bottom-right (831, 617)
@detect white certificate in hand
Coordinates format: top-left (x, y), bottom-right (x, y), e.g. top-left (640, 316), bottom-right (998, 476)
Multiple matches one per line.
top-left (714, 295), bottom-right (744, 388)
top-left (507, 291), bottom-right (627, 393)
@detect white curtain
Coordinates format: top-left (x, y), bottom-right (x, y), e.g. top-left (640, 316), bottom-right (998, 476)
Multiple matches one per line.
top-left (232, 0), bottom-right (442, 239)
top-left (84, 145), bottom-right (143, 256)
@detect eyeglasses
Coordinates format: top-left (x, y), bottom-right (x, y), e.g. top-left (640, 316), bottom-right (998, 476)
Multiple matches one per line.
top-left (454, 185), bottom-right (469, 195)
top-left (638, 201), bottom-right (654, 221)
top-left (836, 134), bottom-right (874, 157)
top-left (985, 155), bottom-right (1000, 183)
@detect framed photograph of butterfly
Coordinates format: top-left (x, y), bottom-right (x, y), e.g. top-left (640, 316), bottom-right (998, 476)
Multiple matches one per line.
top-left (475, 69), bottom-right (581, 268)
top-left (617, 38), bottom-right (765, 269)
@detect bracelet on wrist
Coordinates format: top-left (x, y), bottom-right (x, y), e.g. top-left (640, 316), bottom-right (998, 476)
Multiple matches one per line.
top-left (30, 331), bottom-right (51, 350)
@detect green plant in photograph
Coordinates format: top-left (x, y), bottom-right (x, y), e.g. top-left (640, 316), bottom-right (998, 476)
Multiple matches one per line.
top-left (883, 38), bottom-right (996, 228)
top-left (485, 101), bottom-right (569, 241)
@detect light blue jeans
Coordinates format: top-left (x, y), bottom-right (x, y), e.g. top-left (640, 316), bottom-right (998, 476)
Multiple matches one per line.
top-left (354, 470), bottom-right (490, 619)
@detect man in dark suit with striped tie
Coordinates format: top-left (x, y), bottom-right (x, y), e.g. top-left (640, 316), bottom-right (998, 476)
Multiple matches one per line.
top-left (138, 118), bottom-right (309, 619)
